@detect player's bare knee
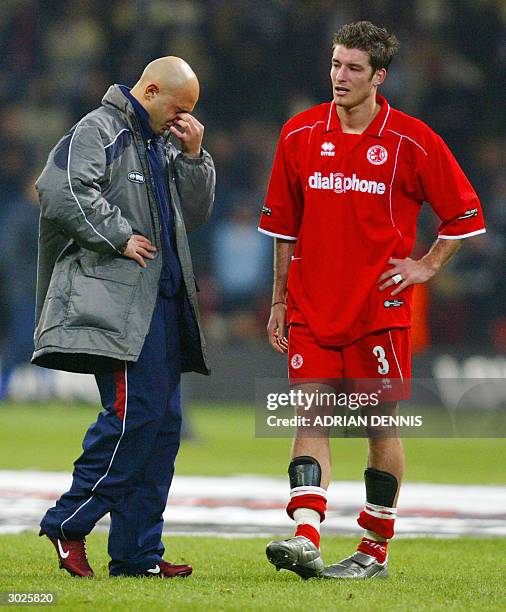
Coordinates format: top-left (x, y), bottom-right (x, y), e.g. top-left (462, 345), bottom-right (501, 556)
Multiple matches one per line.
top-left (291, 382), bottom-right (335, 438)
top-left (362, 401), bottom-right (399, 439)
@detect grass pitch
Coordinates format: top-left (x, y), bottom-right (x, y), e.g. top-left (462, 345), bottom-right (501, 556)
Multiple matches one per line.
top-left (0, 402), bottom-right (504, 484)
top-left (0, 402), bottom-right (504, 610)
top-left (0, 534), bottom-right (504, 611)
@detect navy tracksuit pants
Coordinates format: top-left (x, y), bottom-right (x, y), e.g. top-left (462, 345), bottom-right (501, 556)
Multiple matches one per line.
top-left (40, 293), bottom-right (182, 575)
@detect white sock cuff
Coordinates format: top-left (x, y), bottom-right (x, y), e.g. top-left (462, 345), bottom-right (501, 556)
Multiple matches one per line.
top-left (364, 502), bottom-right (397, 519)
top-left (364, 529), bottom-right (387, 542)
top-left (290, 485), bottom-right (327, 499)
top-left (293, 507), bottom-right (321, 531)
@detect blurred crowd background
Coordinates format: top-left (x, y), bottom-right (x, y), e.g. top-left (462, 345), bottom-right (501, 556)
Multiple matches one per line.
top-left (0, 0), bottom-right (505, 398)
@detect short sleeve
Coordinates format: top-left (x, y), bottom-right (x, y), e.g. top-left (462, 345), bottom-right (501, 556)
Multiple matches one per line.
top-left (258, 127), bottom-right (303, 240)
top-left (420, 133), bottom-right (485, 239)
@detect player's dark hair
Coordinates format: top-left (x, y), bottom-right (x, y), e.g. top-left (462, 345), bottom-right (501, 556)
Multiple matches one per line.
top-left (333, 21), bottom-right (399, 72)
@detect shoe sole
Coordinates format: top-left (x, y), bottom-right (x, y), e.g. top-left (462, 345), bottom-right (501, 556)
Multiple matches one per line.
top-left (266, 542), bottom-right (322, 580)
top-left (58, 560), bottom-right (94, 578)
top-left (110, 568), bottom-right (193, 578)
top-left (323, 565), bottom-right (389, 579)
top-left (143, 570), bottom-right (193, 578)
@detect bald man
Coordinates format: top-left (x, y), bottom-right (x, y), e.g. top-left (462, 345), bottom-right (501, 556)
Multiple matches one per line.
top-left (34, 57), bottom-right (215, 578)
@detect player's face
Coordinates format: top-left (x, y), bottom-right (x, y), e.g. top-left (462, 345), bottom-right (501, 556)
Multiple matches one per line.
top-left (148, 89), bottom-right (198, 135)
top-left (330, 45), bottom-right (381, 109)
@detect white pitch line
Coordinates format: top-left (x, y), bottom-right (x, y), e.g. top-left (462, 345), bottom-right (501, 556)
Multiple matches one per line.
top-left (0, 471), bottom-right (504, 537)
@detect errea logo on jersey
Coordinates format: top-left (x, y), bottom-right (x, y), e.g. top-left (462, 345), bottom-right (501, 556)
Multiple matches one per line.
top-left (308, 172), bottom-right (386, 195)
top-left (321, 142), bottom-right (335, 156)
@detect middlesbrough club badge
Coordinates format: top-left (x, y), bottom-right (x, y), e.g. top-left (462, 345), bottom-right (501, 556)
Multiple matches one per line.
top-left (291, 354), bottom-right (304, 369)
top-left (367, 145), bottom-right (388, 165)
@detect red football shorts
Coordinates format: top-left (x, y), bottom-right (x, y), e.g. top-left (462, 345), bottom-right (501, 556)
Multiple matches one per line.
top-left (288, 323), bottom-right (411, 401)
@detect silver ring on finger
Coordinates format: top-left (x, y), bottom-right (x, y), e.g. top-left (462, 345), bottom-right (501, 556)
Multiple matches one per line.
top-left (392, 273), bottom-right (403, 285)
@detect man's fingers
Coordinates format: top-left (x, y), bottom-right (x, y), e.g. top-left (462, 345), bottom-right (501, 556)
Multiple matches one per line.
top-left (276, 336), bottom-right (288, 353)
top-left (174, 119), bottom-right (190, 131)
top-left (267, 319), bottom-right (287, 354)
top-left (390, 280), bottom-right (410, 296)
top-left (132, 252), bottom-right (147, 268)
top-left (176, 113), bottom-right (203, 129)
top-left (136, 247), bottom-right (156, 260)
top-left (132, 235), bottom-right (157, 250)
top-left (267, 305), bottom-right (288, 353)
top-left (377, 268), bottom-right (398, 283)
top-left (169, 125), bottom-right (186, 140)
top-left (135, 235), bottom-right (155, 245)
top-left (274, 341), bottom-right (287, 354)
top-left (378, 276), bottom-right (401, 291)
top-left (171, 115), bottom-right (204, 155)
top-left (123, 235), bottom-right (156, 267)
top-left (278, 334), bottom-right (288, 346)
top-left (277, 337), bottom-right (288, 353)
top-left (171, 121), bottom-right (190, 139)
top-left (136, 240), bottom-right (157, 252)
top-left (172, 115), bottom-right (204, 143)
top-left (271, 340), bottom-right (285, 354)
top-left (274, 321), bottom-right (288, 353)
top-left (268, 331), bottom-right (284, 353)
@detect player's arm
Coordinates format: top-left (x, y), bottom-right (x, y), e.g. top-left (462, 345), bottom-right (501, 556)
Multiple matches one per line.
top-left (379, 130), bottom-right (485, 296)
top-left (267, 238), bottom-right (296, 353)
top-left (258, 124), bottom-right (303, 353)
top-left (171, 113), bottom-right (215, 233)
top-left (377, 238), bottom-right (461, 296)
top-left (37, 124), bottom-right (133, 255)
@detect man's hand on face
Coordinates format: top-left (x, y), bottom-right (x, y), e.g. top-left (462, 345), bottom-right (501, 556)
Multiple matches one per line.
top-left (123, 234), bottom-right (157, 268)
top-left (169, 113), bottom-right (204, 157)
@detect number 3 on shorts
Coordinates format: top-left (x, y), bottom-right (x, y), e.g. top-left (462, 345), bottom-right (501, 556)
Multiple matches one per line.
top-left (372, 345), bottom-right (390, 375)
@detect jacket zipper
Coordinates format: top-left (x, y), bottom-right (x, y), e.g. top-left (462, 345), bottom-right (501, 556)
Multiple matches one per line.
top-left (128, 115), bottom-right (160, 248)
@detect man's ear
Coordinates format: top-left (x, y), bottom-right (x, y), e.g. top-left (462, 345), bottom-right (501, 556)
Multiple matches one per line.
top-left (374, 68), bottom-right (387, 87)
top-left (145, 83), bottom-right (160, 99)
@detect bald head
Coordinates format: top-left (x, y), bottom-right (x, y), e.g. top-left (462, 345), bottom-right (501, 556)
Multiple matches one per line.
top-left (130, 56), bottom-right (200, 135)
top-left (137, 56), bottom-right (199, 98)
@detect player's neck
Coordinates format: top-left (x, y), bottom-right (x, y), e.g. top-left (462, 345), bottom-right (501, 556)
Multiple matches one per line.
top-left (336, 94), bottom-right (380, 134)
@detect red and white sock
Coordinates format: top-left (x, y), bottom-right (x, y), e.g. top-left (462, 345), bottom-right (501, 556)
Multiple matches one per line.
top-left (356, 502), bottom-right (397, 564)
top-left (286, 486), bottom-right (327, 549)
top-left (358, 530), bottom-right (388, 564)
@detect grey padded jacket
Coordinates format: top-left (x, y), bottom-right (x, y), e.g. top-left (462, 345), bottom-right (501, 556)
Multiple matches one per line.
top-left (32, 84), bottom-right (215, 375)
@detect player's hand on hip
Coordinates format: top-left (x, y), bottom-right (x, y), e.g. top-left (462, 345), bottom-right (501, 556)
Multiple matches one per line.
top-left (170, 113), bottom-right (204, 157)
top-left (267, 304), bottom-right (289, 354)
top-left (377, 257), bottom-right (437, 296)
top-left (123, 234), bottom-right (157, 268)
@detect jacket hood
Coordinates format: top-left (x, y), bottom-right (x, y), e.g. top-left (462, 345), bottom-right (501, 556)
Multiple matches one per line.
top-left (102, 84), bottom-right (135, 116)
top-left (102, 84), bottom-right (173, 145)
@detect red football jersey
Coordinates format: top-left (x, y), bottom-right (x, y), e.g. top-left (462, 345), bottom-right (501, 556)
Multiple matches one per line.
top-left (259, 94), bottom-right (486, 346)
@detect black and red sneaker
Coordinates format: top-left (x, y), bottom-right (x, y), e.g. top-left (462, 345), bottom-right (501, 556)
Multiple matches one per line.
top-left (142, 560), bottom-right (192, 578)
top-left (39, 530), bottom-right (94, 577)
